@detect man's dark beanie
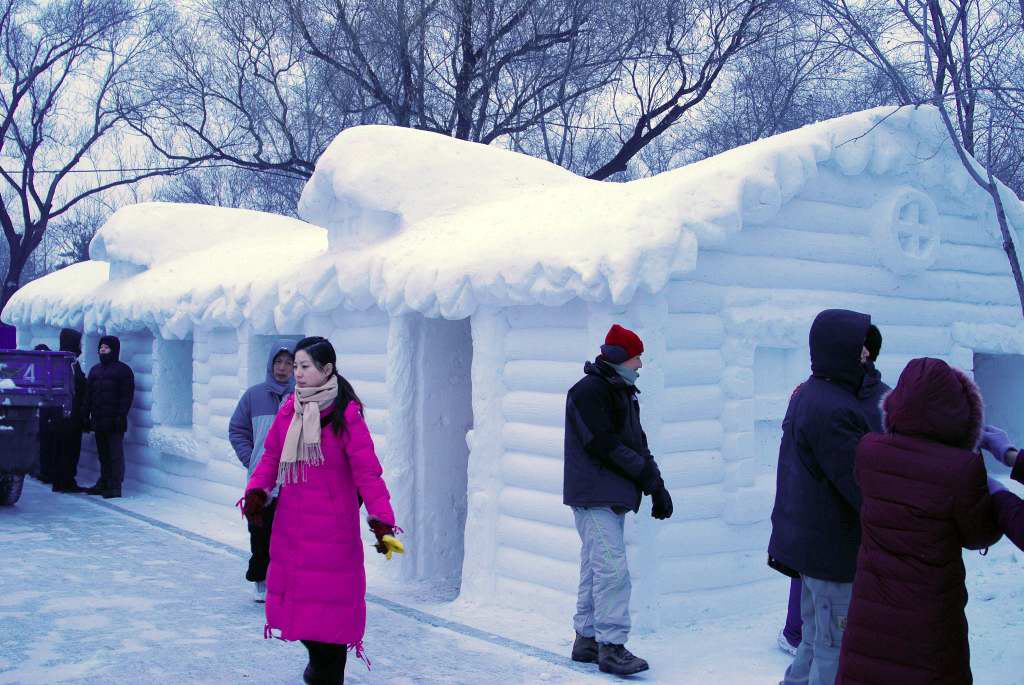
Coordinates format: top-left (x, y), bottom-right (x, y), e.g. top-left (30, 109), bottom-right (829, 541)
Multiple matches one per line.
top-left (59, 328), bottom-right (82, 355)
top-left (865, 324), bottom-right (882, 363)
top-left (600, 324), bottom-right (644, 364)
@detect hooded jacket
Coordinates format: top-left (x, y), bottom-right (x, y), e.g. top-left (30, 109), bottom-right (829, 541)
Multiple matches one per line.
top-left (59, 329), bottom-right (87, 422)
top-left (563, 358), bottom-right (659, 512)
top-left (768, 309), bottom-right (873, 582)
top-left (229, 342), bottom-right (295, 487)
top-left (837, 358), bottom-right (1001, 685)
top-left (86, 335), bottom-right (135, 434)
top-left (858, 362), bottom-right (890, 433)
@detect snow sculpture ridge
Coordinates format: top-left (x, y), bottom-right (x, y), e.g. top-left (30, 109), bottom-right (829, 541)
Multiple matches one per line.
top-left (6, 106), bottom-right (1024, 335)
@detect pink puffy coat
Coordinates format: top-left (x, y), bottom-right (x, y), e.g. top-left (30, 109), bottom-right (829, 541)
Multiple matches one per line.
top-left (246, 398), bottom-right (395, 647)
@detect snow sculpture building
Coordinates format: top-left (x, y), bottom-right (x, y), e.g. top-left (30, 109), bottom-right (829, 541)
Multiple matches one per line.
top-left (7, 105), bottom-right (1024, 627)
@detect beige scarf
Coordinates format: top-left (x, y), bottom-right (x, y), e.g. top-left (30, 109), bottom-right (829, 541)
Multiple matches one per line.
top-left (279, 375), bottom-right (339, 484)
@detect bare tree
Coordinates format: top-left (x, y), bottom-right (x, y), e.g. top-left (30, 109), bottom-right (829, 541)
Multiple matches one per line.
top-left (129, 0), bottom-right (352, 185)
top-left (816, 0), bottom-right (1024, 316)
top-left (586, 0), bottom-right (773, 179)
top-left (288, 0), bottom-right (625, 144)
top-left (0, 0), bottom-right (187, 310)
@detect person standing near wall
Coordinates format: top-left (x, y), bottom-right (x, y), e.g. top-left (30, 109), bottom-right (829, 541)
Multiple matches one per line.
top-left (85, 335), bottom-right (134, 499)
top-left (241, 336), bottom-right (399, 685)
top-left (767, 309), bottom-right (873, 685)
top-left (52, 328), bottom-right (88, 493)
top-left (777, 323), bottom-right (890, 656)
top-left (835, 358), bottom-right (1001, 685)
top-left (563, 324), bottom-right (673, 677)
top-left (229, 341), bottom-right (295, 602)
top-left (33, 343), bottom-right (60, 485)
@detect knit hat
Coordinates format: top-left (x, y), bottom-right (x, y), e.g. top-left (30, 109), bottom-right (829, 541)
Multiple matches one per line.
top-left (865, 325), bottom-right (882, 362)
top-left (59, 328), bottom-right (82, 355)
top-left (601, 324), bottom-right (644, 364)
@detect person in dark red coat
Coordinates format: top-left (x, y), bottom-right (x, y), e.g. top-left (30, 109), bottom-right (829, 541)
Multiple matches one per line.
top-left (836, 358), bottom-right (1002, 685)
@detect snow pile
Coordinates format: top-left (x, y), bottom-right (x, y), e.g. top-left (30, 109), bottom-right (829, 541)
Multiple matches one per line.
top-left (4, 204), bottom-right (327, 337)
top-left (6, 105), bottom-right (1023, 332)
top-left (291, 105), bottom-right (1024, 319)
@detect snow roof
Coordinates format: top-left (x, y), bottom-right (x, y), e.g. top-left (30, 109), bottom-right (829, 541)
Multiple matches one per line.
top-left (4, 105), bottom-right (1021, 335)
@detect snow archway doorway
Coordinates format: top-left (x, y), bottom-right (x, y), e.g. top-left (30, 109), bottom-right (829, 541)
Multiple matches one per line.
top-left (974, 353), bottom-right (1024, 474)
top-left (402, 316), bottom-right (473, 598)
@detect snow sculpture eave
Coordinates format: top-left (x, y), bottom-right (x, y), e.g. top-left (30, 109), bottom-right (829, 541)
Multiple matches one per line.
top-left (5, 105), bottom-right (1023, 334)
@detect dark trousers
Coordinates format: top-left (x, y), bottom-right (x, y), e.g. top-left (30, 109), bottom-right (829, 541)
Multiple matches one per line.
top-left (783, 576), bottom-right (803, 647)
top-left (94, 431), bottom-right (125, 488)
top-left (37, 408), bottom-right (62, 482)
top-left (246, 497), bottom-right (277, 582)
top-left (301, 640), bottom-right (347, 684)
top-left (54, 418), bottom-right (83, 485)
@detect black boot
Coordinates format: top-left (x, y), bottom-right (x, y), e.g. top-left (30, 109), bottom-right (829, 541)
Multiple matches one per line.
top-left (571, 633), bottom-right (598, 663)
top-left (53, 480), bottom-right (84, 493)
top-left (101, 487), bottom-right (122, 499)
top-left (598, 643), bottom-right (649, 676)
top-left (85, 481), bottom-right (106, 495)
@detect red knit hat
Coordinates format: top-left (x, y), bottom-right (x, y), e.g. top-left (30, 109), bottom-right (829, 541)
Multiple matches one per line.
top-left (602, 324), bottom-right (644, 363)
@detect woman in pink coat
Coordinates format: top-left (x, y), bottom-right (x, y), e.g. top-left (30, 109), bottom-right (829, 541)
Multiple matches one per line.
top-left (241, 336), bottom-right (398, 685)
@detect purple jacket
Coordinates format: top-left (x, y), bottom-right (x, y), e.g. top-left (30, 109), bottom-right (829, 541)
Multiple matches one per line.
top-left (837, 359), bottom-right (1001, 685)
top-left (992, 457), bottom-right (1024, 548)
top-left (247, 398), bottom-right (395, 647)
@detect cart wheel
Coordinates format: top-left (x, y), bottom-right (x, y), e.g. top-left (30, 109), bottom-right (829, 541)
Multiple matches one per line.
top-left (0, 474), bottom-right (25, 506)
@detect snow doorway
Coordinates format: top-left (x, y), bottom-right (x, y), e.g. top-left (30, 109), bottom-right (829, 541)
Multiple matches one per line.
top-left (973, 353), bottom-right (1024, 474)
top-left (409, 316), bottom-right (473, 598)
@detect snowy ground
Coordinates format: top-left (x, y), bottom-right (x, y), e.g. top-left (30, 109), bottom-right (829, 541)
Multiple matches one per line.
top-left (3, 477), bottom-right (1024, 685)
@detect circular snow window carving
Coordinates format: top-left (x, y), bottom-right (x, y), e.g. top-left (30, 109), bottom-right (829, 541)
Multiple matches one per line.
top-left (871, 187), bottom-right (941, 276)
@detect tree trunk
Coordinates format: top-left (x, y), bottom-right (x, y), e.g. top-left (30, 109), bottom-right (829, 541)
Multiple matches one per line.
top-left (0, 246), bottom-right (29, 315)
top-left (987, 168), bottom-right (1024, 319)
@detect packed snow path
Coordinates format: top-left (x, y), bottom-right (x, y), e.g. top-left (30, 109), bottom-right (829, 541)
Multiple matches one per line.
top-left (4, 478), bottom-right (1024, 684)
top-left (0, 481), bottom-right (606, 685)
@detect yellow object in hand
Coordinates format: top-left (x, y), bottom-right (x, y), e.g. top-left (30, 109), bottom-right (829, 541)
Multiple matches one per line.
top-left (381, 534), bottom-right (405, 560)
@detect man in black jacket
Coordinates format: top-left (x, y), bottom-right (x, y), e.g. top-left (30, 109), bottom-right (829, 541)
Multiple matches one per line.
top-left (52, 328), bottom-right (88, 493)
top-left (768, 309), bottom-right (873, 685)
top-left (85, 335), bottom-right (134, 499)
top-left (563, 324), bottom-right (672, 676)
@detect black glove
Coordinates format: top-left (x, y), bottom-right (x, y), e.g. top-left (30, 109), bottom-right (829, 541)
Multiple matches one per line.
top-left (368, 517), bottom-right (395, 555)
top-left (242, 489), bottom-right (268, 526)
top-left (651, 487), bottom-right (673, 520)
top-left (637, 459), bottom-right (664, 495)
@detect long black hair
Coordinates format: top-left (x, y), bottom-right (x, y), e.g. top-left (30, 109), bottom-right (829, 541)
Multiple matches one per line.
top-left (293, 336), bottom-right (363, 435)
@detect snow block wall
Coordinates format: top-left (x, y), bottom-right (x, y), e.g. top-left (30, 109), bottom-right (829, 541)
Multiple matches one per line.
top-left (462, 302), bottom-right (596, 621)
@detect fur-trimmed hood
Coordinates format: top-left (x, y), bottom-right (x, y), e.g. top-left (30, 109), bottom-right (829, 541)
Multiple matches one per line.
top-left (882, 357), bottom-right (984, 450)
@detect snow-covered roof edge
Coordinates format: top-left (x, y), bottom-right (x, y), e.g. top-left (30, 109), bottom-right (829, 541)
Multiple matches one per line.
top-left (5, 106), bottom-right (1022, 335)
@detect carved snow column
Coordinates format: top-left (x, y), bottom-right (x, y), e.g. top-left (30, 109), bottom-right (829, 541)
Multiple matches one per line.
top-left (461, 307), bottom-right (508, 601)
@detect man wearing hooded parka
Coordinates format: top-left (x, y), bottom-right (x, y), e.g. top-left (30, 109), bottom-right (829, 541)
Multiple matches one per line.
top-left (768, 309), bottom-right (874, 685)
top-left (836, 358), bottom-right (1001, 684)
top-left (85, 335), bottom-right (134, 498)
top-left (229, 341), bottom-right (295, 600)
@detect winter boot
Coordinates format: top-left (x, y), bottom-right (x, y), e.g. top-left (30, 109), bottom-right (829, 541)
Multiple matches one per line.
top-left (85, 481), bottom-right (106, 495)
top-left (571, 633), bottom-right (599, 663)
top-left (598, 643), bottom-right (649, 676)
top-left (53, 480), bottom-right (84, 493)
top-left (254, 581), bottom-right (266, 603)
top-left (101, 487), bottom-right (122, 499)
